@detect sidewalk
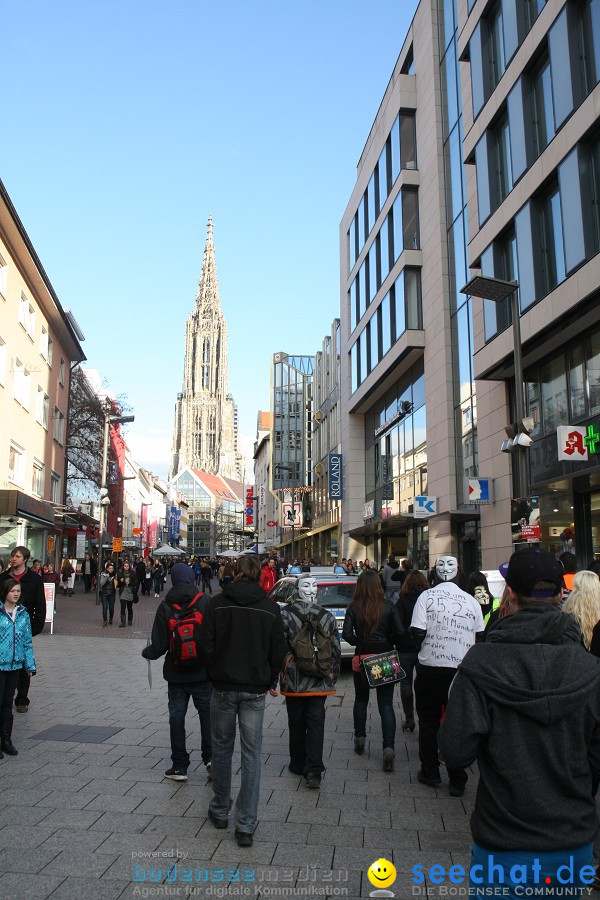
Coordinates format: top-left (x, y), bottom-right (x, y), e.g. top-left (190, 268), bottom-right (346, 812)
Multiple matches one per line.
top-left (0, 584), bottom-right (477, 900)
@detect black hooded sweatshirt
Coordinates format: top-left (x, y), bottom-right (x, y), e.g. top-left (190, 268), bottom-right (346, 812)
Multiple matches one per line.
top-left (438, 603), bottom-right (600, 851)
top-left (202, 580), bottom-right (286, 693)
top-left (141, 583), bottom-right (208, 683)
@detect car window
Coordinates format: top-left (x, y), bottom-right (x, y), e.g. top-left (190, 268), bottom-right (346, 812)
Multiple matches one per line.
top-left (316, 583), bottom-right (356, 608)
top-left (270, 582), bottom-right (290, 601)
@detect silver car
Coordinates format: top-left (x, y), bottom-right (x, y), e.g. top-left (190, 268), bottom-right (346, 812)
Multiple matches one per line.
top-left (267, 572), bottom-right (359, 658)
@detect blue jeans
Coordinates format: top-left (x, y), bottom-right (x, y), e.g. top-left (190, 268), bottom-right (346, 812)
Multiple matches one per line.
top-left (470, 842), bottom-right (593, 898)
top-left (352, 671), bottom-right (396, 750)
top-left (100, 592), bottom-right (115, 622)
top-left (209, 689), bottom-right (266, 834)
top-left (168, 680), bottom-right (212, 769)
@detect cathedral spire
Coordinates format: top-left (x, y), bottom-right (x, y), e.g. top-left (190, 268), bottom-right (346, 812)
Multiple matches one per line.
top-left (195, 216), bottom-right (221, 315)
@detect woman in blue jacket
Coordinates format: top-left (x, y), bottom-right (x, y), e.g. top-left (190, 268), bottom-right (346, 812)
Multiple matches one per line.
top-left (0, 578), bottom-right (36, 757)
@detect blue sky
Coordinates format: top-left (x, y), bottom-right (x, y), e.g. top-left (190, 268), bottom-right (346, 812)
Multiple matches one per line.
top-left (3, 0), bottom-right (418, 478)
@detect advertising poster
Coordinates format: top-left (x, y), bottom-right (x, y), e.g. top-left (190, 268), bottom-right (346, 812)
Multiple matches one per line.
top-left (511, 496), bottom-right (541, 543)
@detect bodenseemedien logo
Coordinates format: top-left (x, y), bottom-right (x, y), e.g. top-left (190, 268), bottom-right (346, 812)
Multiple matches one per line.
top-left (367, 858), bottom-right (397, 897)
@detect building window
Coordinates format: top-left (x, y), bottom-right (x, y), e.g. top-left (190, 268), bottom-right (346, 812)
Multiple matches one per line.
top-left (579, 0), bottom-right (600, 96)
top-left (531, 52), bottom-right (555, 157)
top-left (0, 254), bottom-right (7, 300)
top-left (540, 357), bottom-right (568, 434)
top-left (40, 326), bottom-right (51, 363)
top-left (36, 387), bottom-right (50, 429)
top-left (367, 173), bottom-right (376, 236)
top-left (379, 216), bottom-right (390, 286)
top-left (13, 359), bottom-right (30, 409)
top-left (0, 338), bottom-right (5, 386)
top-left (378, 144), bottom-right (389, 214)
top-left (492, 113), bottom-right (513, 208)
top-left (590, 133), bottom-right (600, 255)
top-left (402, 189), bottom-right (419, 250)
top-left (8, 442), bottom-right (25, 487)
top-left (59, 357), bottom-right (65, 386)
top-left (538, 181), bottom-right (565, 296)
top-left (32, 459), bottom-right (45, 497)
top-left (400, 113), bottom-right (417, 169)
top-left (368, 241), bottom-right (378, 303)
top-left (390, 115), bottom-right (400, 186)
top-left (18, 293), bottom-right (35, 339)
top-left (53, 406), bottom-right (65, 444)
top-left (488, 3), bottom-right (506, 91)
top-left (50, 470), bottom-right (61, 504)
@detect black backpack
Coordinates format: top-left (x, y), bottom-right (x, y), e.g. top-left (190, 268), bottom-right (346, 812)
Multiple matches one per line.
top-left (290, 604), bottom-right (332, 678)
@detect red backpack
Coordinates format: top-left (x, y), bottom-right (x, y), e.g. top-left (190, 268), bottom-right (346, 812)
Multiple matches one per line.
top-left (167, 592), bottom-right (204, 668)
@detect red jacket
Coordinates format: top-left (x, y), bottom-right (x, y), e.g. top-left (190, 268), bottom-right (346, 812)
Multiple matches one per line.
top-left (260, 566), bottom-right (277, 593)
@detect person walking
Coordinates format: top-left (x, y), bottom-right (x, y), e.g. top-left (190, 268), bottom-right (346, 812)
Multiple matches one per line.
top-left (342, 569), bottom-right (404, 772)
top-left (202, 554), bottom-right (286, 847)
top-left (410, 556), bottom-right (484, 795)
top-left (201, 561), bottom-right (213, 595)
top-left (142, 562), bottom-right (212, 781)
top-left (396, 569), bottom-right (429, 732)
top-left (380, 555), bottom-right (400, 603)
top-left (152, 560), bottom-right (164, 598)
top-left (135, 558), bottom-right (147, 596)
top-left (565, 570), bottom-right (600, 651)
top-left (0, 546), bottom-right (45, 713)
top-left (117, 560), bottom-right (138, 627)
top-left (439, 548), bottom-right (600, 897)
top-left (99, 562), bottom-right (117, 626)
top-left (279, 574), bottom-right (341, 789)
top-left (60, 556), bottom-right (75, 596)
top-left (82, 552), bottom-right (96, 593)
top-left (0, 578), bottom-right (36, 756)
top-left (259, 558), bottom-right (278, 593)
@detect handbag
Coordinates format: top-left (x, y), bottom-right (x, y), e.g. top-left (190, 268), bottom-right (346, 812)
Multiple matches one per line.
top-left (362, 650), bottom-right (406, 689)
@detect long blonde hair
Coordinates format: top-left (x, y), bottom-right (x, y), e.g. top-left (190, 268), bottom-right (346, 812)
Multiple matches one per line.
top-left (564, 571), bottom-right (600, 649)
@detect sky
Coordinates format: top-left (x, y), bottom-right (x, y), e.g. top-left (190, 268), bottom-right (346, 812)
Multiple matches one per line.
top-left (3, 0), bottom-right (418, 479)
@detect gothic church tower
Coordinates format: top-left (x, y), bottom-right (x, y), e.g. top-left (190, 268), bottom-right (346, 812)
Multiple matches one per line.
top-left (170, 218), bottom-right (240, 480)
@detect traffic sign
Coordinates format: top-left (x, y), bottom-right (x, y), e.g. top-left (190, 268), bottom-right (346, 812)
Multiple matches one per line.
top-left (266, 520), bottom-right (277, 527)
top-left (112, 538), bottom-right (123, 552)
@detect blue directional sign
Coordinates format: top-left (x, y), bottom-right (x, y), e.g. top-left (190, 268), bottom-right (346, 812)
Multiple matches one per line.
top-left (414, 496), bottom-right (437, 518)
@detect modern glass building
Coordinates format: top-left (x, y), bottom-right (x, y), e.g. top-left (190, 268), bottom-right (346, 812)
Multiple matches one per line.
top-left (463, 0), bottom-right (600, 567)
top-left (339, 0), bottom-right (483, 571)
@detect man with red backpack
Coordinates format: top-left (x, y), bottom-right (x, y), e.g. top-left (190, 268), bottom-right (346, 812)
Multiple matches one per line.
top-left (141, 561), bottom-right (211, 781)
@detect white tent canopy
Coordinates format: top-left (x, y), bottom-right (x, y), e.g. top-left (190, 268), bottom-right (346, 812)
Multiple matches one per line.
top-left (219, 549), bottom-right (242, 558)
top-left (152, 544), bottom-right (185, 557)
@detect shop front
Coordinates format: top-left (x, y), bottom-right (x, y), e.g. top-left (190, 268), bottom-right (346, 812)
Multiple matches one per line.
top-left (0, 490), bottom-right (56, 564)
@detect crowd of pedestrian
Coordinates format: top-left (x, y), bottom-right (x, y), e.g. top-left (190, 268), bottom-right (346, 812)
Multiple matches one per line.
top-left (4, 538), bottom-right (600, 894)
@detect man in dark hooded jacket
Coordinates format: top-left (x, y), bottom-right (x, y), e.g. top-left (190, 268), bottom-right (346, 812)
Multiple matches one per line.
top-left (201, 553), bottom-right (286, 848)
top-left (141, 562), bottom-right (211, 781)
top-left (439, 547), bottom-right (600, 897)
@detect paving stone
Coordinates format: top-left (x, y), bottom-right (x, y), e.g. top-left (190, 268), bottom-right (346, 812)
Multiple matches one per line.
top-left (0, 872), bottom-right (65, 899)
top-left (210, 838), bottom-right (277, 865)
top-left (0, 824), bottom-right (59, 852)
top-left (334, 847), bottom-right (396, 871)
top-left (38, 830), bottom-right (110, 854)
top-left (35, 790), bottom-right (101, 810)
top-left (41, 849), bottom-right (117, 878)
top-left (253, 821), bottom-right (310, 843)
top-left (287, 805), bottom-right (341, 825)
top-left (0, 806), bottom-right (52, 828)
top-left (307, 824), bottom-right (363, 847)
top-left (89, 812), bottom-right (155, 834)
top-left (418, 830), bottom-right (472, 852)
top-left (96, 832), bottom-right (167, 856)
top-left (83, 794), bottom-right (146, 813)
top-left (35, 809), bottom-right (104, 829)
top-left (44, 877), bottom-right (128, 900)
top-left (272, 843), bottom-right (334, 868)
top-left (142, 815), bottom-right (204, 837)
top-left (0, 849), bottom-right (60, 874)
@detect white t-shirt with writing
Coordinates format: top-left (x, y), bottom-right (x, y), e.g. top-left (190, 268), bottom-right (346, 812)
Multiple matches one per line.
top-left (410, 582), bottom-right (484, 668)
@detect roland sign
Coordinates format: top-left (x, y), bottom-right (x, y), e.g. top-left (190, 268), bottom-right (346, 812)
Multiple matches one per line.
top-left (328, 453), bottom-right (343, 500)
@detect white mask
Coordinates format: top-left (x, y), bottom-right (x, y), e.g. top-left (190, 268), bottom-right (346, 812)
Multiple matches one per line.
top-left (436, 556), bottom-right (458, 582)
top-left (474, 585), bottom-right (490, 605)
top-left (297, 576), bottom-right (317, 602)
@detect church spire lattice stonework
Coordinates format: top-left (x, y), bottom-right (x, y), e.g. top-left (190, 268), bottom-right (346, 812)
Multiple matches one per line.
top-left (170, 219), bottom-right (240, 480)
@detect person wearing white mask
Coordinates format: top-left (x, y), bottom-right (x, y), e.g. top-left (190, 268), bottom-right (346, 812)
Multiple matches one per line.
top-left (410, 555), bottom-right (484, 796)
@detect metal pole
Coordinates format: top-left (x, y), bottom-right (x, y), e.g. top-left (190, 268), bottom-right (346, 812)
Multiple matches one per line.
top-left (511, 289), bottom-right (528, 501)
top-left (95, 407), bottom-right (110, 606)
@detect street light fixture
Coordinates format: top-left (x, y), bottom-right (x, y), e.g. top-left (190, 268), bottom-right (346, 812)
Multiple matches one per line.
top-left (461, 274), bottom-right (529, 500)
top-left (95, 406), bottom-right (135, 606)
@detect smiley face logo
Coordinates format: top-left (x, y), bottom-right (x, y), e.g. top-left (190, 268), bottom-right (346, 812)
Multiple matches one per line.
top-left (367, 858), bottom-right (397, 889)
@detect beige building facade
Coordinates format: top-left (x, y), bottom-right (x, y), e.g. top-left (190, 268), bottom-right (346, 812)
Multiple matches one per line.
top-left (339, 0), bottom-right (481, 571)
top-left (0, 180), bottom-right (85, 564)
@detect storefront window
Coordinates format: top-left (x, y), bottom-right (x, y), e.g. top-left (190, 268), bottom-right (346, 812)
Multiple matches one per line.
top-left (588, 331), bottom-right (600, 416)
top-left (569, 345), bottom-right (586, 420)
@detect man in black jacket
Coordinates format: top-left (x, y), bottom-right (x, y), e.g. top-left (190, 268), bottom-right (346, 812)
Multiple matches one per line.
top-left (0, 546), bottom-right (46, 712)
top-left (141, 562), bottom-right (211, 781)
top-left (439, 548), bottom-right (600, 895)
top-left (202, 553), bottom-right (286, 848)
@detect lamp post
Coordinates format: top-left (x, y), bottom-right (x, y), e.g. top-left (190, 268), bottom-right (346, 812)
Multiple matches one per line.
top-left (461, 275), bottom-right (530, 501)
top-left (95, 406), bottom-right (135, 606)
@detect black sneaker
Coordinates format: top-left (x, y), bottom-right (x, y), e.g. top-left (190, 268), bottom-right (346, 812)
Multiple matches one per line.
top-left (235, 829), bottom-right (253, 847)
top-left (305, 774), bottom-right (321, 790)
top-left (449, 782), bottom-right (465, 797)
top-left (208, 808), bottom-right (229, 829)
top-left (164, 767), bottom-right (188, 781)
top-left (417, 769), bottom-right (441, 787)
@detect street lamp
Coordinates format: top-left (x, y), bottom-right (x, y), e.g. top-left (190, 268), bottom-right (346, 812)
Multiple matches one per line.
top-left (461, 275), bottom-right (530, 500)
top-left (95, 406), bottom-right (135, 606)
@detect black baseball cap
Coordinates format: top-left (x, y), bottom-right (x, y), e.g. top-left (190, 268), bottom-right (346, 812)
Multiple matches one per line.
top-left (504, 548), bottom-right (564, 598)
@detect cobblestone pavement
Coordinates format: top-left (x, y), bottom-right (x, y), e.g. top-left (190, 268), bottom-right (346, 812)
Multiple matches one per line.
top-left (0, 581), bottom-right (478, 899)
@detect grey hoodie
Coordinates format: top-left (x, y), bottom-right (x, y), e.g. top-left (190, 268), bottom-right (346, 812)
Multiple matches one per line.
top-left (438, 603), bottom-right (600, 850)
